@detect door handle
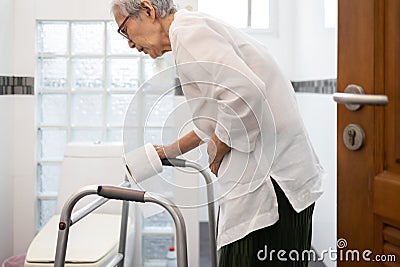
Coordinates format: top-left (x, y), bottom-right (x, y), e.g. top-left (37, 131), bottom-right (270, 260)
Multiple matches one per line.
top-left (333, 84), bottom-right (388, 111)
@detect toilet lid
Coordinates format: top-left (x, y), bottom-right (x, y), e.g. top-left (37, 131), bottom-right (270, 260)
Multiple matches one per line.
top-left (26, 214), bottom-right (122, 263)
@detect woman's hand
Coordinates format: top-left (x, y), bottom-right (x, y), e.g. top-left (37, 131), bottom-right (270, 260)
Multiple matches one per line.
top-left (207, 133), bottom-right (231, 176)
top-left (154, 144), bottom-right (168, 159)
top-left (153, 144), bottom-right (182, 159)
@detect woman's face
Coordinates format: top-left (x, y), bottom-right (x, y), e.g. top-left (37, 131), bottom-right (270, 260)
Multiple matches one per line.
top-left (114, 3), bottom-right (170, 58)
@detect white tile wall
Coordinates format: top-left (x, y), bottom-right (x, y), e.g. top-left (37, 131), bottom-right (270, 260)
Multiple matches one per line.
top-left (0, 95), bottom-right (36, 260)
top-left (12, 96), bottom-right (36, 255)
top-left (0, 0), bottom-right (14, 76)
top-left (0, 96), bottom-right (14, 263)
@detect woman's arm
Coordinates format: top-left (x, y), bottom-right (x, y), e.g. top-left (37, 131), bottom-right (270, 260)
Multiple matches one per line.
top-left (155, 130), bottom-right (231, 176)
top-left (154, 130), bottom-right (203, 159)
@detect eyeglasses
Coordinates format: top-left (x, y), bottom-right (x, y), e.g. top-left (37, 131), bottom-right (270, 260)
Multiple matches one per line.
top-left (117, 16), bottom-right (131, 40)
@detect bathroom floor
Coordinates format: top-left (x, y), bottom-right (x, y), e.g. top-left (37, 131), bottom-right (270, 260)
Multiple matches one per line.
top-left (199, 222), bottom-right (327, 267)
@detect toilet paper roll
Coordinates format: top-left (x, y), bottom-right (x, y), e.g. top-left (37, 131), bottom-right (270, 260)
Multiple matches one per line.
top-left (124, 143), bottom-right (163, 184)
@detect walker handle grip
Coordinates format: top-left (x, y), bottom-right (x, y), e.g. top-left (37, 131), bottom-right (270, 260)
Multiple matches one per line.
top-left (97, 186), bottom-right (145, 203)
top-left (161, 158), bottom-right (186, 167)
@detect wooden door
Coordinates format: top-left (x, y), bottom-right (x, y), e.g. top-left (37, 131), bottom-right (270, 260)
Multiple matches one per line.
top-left (337, 0), bottom-right (400, 266)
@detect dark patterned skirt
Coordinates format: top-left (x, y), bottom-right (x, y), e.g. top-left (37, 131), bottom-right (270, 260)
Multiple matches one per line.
top-left (218, 178), bottom-right (315, 267)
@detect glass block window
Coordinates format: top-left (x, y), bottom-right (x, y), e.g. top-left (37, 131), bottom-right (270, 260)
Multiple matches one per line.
top-left (36, 20), bottom-right (174, 266)
top-left (198, 0), bottom-right (271, 29)
top-left (142, 235), bottom-right (174, 262)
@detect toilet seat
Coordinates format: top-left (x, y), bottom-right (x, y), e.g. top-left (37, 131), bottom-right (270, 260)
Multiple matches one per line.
top-left (25, 213), bottom-right (123, 267)
top-left (25, 142), bottom-right (134, 267)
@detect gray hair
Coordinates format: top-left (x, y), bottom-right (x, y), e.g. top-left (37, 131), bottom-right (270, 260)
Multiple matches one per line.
top-left (111, 0), bottom-right (176, 19)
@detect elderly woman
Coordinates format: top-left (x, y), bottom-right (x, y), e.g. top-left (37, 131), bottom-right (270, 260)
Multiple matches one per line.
top-left (111, 0), bottom-right (325, 266)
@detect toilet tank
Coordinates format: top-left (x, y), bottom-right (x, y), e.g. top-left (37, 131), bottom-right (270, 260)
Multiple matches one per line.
top-left (56, 142), bottom-right (126, 214)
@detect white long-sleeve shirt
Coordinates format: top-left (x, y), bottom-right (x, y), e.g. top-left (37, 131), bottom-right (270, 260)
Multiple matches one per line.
top-left (169, 9), bottom-right (325, 250)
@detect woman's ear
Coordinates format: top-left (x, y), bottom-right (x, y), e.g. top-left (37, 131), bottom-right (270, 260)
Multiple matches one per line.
top-left (140, 0), bottom-right (155, 18)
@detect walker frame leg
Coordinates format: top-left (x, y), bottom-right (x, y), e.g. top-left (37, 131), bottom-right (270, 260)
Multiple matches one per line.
top-left (161, 158), bottom-right (218, 267)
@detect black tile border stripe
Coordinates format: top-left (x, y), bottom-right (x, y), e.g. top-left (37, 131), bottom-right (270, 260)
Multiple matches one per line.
top-left (0, 76), bottom-right (35, 95)
top-left (292, 79), bottom-right (336, 94)
top-left (174, 78), bottom-right (337, 96)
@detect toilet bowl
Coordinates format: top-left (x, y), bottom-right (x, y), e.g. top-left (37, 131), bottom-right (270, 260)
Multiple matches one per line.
top-left (25, 142), bottom-right (134, 267)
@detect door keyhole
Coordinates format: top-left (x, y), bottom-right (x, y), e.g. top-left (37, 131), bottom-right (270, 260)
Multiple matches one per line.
top-left (348, 129), bottom-right (356, 146)
top-left (343, 124), bottom-right (365, 151)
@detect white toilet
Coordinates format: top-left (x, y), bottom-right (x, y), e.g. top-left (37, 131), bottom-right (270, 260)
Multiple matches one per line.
top-left (25, 142), bottom-right (134, 267)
